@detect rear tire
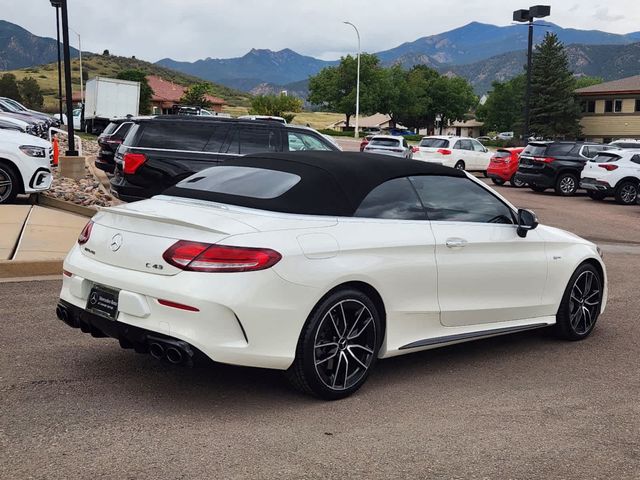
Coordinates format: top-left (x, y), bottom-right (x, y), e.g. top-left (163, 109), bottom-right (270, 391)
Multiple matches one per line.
top-left (554, 263), bottom-right (603, 341)
top-left (454, 161), bottom-right (465, 170)
top-left (586, 191), bottom-right (606, 201)
top-left (491, 178), bottom-right (505, 186)
top-left (286, 288), bottom-right (382, 400)
top-left (0, 162), bottom-right (19, 205)
top-left (510, 176), bottom-right (526, 188)
top-left (555, 173), bottom-right (578, 196)
top-left (613, 180), bottom-right (638, 205)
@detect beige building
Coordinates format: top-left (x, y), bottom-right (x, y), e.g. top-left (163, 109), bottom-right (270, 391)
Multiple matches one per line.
top-left (443, 119), bottom-right (484, 138)
top-left (575, 75), bottom-right (640, 143)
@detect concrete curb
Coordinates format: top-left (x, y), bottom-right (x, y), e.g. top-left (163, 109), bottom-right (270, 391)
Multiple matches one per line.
top-left (36, 194), bottom-right (96, 218)
top-left (0, 259), bottom-right (62, 279)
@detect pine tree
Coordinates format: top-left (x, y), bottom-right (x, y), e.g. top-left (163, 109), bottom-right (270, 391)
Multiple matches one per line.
top-left (529, 33), bottom-right (581, 139)
top-left (0, 74), bottom-right (23, 103)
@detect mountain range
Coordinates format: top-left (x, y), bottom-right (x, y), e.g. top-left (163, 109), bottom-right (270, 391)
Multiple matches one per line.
top-left (0, 20), bottom-right (78, 70)
top-left (156, 21), bottom-right (640, 95)
top-left (1, 19), bottom-right (640, 100)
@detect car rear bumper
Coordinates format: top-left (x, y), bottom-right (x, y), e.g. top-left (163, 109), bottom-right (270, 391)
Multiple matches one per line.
top-left (95, 157), bottom-right (115, 174)
top-left (487, 165), bottom-right (516, 182)
top-left (60, 245), bottom-right (322, 370)
top-left (580, 177), bottom-right (612, 193)
top-left (514, 171), bottom-right (554, 188)
top-left (110, 174), bottom-right (148, 202)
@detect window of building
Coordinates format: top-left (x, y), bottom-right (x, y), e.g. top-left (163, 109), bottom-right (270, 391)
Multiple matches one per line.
top-left (604, 100), bottom-right (613, 113)
top-left (635, 99), bottom-right (640, 112)
top-left (614, 99), bottom-right (623, 113)
top-left (587, 100), bottom-right (596, 113)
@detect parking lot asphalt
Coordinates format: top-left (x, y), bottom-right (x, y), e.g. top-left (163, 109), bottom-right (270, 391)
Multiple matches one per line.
top-left (2, 185), bottom-right (639, 479)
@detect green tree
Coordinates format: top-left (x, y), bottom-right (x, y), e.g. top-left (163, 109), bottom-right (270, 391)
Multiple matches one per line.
top-left (430, 75), bottom-right (478, 133)
top-left (116, 69), bottom-right (152, 114)
top-left (476, 75), bottom-right (525, 135)
top-left (180, 82), bottom-right (214, 108)
top-left (308, 53), bottom-right (384, 127)
top-left (529, 33), bottom-right (582, 139)
top-left (0, 73), bottom-right (22, 103)
top-left (574, 76), bottom-right (603, 89)
top-left (249, 93), bottom-right (303, 123)
top-left (18, 77), bottom-right (43, 109)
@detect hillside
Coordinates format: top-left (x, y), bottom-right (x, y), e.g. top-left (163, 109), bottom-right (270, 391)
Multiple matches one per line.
top-left (4, 53), bottom-right (251, 111)
top-left (0, 20), bottom-right (79, 70)
top-left (447, 41), bottom-right (640, 93)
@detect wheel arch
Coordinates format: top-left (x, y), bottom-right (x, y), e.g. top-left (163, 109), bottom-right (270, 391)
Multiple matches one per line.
top-left (0, 157), bottom-right (24, 194)
top-left (615, 176), bottom-right (640, 187)
top-left (311, 280), bottom-right (387, 341)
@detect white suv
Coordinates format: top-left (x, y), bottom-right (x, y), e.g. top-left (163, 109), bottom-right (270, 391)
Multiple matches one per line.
top-left (413, 136), bottom-right (492, 173)
top-left (0, 129), bottom-right (53, 204)
top-left (608, 139), bottom-right (640, 150)
top-left (580, 149), bottom-right (640, 205)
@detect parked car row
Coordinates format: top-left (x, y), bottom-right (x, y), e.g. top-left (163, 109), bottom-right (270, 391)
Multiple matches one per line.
top-left (0, 96), bottom-right (58, 138)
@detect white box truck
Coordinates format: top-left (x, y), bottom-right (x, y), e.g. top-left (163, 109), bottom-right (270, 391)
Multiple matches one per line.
top-left (83, 77), bottom-right (141, 134)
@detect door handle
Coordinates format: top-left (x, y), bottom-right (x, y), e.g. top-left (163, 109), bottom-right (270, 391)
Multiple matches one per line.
top-left (445, 238), bottom-right (468, 248)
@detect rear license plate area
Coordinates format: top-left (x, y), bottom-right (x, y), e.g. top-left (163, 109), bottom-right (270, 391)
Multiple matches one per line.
top-left (86, 285), bottom-right (119, 320)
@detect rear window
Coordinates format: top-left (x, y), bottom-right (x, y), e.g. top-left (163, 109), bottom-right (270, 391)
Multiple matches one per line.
top-left (136, 122), bottom-right (217, 151)
top-left (112, 122), bottom-right (133, 140)
top-left (547, 144), bottom-right (575, 156)
top-left (592, 153), bottom-right (621, 163)
top-left (523, 144), bottom-right (548, 156)
top-left (102, 122), bottom-right (119, 135)
top-left (175, 166), bottom-right (301, 199)
top-left (370, 138), bottom-right (400, 147)
top-left (493, 151), bottom-right (511, 158)
top-left (420, 138), bottom-right (449, 148)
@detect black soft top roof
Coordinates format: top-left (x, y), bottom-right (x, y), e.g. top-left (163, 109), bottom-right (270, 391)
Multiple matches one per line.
top-left (163, 151), bottom-right (466, 216)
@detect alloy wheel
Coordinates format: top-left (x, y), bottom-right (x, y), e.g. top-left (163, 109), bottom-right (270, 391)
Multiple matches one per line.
top-left (568, 270), bottom-right (601, 335)
top-left (560, 176), bottom-right (576, 194)
top-left (313, 299), bottom-right (377, 391)
top-left (0, 167), bottom-right (13, 203)
top-left (619, 184), bottom-right (637, 204)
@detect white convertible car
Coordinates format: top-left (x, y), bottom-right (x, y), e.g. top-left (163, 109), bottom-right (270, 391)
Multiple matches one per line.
top-left (57, 152), bottom-right (607, 399)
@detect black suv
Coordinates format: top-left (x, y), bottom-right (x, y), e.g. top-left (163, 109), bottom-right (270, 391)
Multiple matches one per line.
top-left (515, 141), bottom-right (611, 196)
top-left (95, 117), bottom-right (146, 173)
top-left (110, 116), bottom-right (339, 202)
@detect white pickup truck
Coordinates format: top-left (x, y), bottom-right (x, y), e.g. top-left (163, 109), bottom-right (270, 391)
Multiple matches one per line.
top-left (0, 129), bottom-right (52, 204)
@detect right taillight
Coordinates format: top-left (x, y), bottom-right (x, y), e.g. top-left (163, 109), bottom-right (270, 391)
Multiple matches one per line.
top-left (598, 164), bottom-right (618, 171)
top-left (437, 148), bottom-right (452, 155)
top-left (123, 152), bottom-right (147, 174)
top-left (163, 241), bottom-right (282, 273)
top-left (77, 220), bottom-right (94, 245)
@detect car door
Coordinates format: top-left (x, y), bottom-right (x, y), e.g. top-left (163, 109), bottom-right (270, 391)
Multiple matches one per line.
top-left (455, 139), bottom-right (473, 168)
top-left (471, 139), bottom-right (490, 170)
top-left (344, 177), bottom-right (440, 352)
top-left (409, 174), bottom-right (548, 327)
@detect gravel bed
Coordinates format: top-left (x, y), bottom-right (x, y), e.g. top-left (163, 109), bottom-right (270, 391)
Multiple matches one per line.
top-left (42, 135), bottom-right (117, 208)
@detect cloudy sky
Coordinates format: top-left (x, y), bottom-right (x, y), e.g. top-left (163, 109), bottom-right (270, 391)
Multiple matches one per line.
top-left (5, 0), bottom-right (639, 62)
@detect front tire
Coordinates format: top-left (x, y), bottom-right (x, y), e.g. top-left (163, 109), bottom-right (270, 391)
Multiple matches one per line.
top-left (554, 263), bottom-right (603, 341)
top-left (0, 162), bottom-right (19, 205)
top-left (614, 180), bottom-right (638, 205)
top-left (286, 289), bottom-right (382, 400)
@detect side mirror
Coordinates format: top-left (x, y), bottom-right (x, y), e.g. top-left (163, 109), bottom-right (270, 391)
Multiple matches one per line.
top-left (483, 147), bottom-right (488, 153)
top-left (517, 208), bottom-right (538, 238)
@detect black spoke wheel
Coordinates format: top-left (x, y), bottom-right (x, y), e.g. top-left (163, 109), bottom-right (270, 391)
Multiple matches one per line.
top-left (0, 163), bottom-right (19, 205)
top-left (286, 289), bottom-right (381, 400)
top-left (555, 264), bottom-right (603, 340)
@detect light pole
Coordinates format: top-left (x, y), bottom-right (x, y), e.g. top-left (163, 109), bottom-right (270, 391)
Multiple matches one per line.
top-left (513, 5), bottom-right (550, 143)
top-left (343, 21), bottom-right (360, 139)
top-left (52, 2), bottom-right (63, 122)
top-left (70, 28), bottom-right (83, 105)
top-left (52, 0), bottom-right (77, 155)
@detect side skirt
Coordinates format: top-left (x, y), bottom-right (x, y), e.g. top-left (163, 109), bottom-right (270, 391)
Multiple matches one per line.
top-left (398, 323), bottom-right (549, 351)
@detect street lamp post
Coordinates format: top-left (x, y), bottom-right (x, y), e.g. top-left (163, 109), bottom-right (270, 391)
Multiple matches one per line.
top-left (70, 28), bottom-right (83, 105)
top-left (343, 21), bottom-right (360, 139)
top-left (513, 5), bottom-right (551, 143)
top-left (53, 4), bottom-right (63, 122)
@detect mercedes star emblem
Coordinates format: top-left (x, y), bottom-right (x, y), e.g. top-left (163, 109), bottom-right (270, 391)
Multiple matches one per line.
top-left (110, 233), bottom-right (123, 252)
top-left (89, 292), bottom-right (98, 305)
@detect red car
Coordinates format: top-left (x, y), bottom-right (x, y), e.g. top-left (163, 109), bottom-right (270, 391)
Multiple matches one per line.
top-left (360, 135), bottom-right (373, 152)
top-left (487, 147), bottom-right (525, 187)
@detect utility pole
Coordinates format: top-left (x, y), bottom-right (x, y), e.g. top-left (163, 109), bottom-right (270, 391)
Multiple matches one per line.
top-left (59, 0), bottom-right (77, 155)
top-left (54, 5), bottom-right (63, 122)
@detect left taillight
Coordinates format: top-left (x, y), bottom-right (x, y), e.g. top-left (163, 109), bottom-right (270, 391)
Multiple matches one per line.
top-left (77, 220), bottom-right (94, 245)
top-left (123, 153), bottom-right (147, 174)
top-left (598, 164), bottom-right (618, 171)
top-left (162, 241), bottom-right (282, 273)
